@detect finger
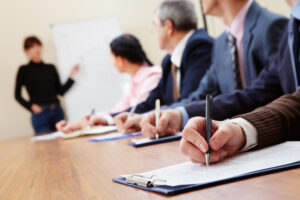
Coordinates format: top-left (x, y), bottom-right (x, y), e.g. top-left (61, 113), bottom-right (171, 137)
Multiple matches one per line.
top-left (182, 125), bottom-right (208, 153)
top-left (209, 127), bottom-right (233, 151)
top-left (180, 138), bottom-right (205, 163)
top-left (213, 149), bottom-right (228, 162)
top-left (56, 120), bottom-right (66, 130)
top-left (124, 127), bottom-right (139, 134)
top-left (157, 111), bottom-right (175, 137)
top-left (140, 113), bottom-right (157, 138)
top-left (124, 118), bottom-right (139, 130)
top-left (115, 114), bottom-right (128, 131)
top-left (62, 124), bottom-right (73, 133)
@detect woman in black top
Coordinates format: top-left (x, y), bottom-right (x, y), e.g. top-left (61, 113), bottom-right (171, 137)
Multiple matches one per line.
top-left (15, 36), bottom-right (79, 134)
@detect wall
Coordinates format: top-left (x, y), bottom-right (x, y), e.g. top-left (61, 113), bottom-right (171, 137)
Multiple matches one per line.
top-left (0, 0), bottom-right (290, 140)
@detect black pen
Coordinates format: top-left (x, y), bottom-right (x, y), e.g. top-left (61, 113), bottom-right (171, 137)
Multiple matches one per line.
top-left (205, 95), bottom-right (213, 166)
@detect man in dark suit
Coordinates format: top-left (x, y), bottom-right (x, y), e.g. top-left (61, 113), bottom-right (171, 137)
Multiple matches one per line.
top-left (168, 0), bottom-right (287, 108)
top-left (140, 0), bottom-right (300, 139)
top-left (179, 0), bottom-right (300, 164)
top-left (108, 0), bottom-right (213, 129)
top-left (115, 0), bottom-right (287, 133)
top-left (124, 0), bottom-right (213, 113)
top-left (55, 0), bottom-right (214, 131)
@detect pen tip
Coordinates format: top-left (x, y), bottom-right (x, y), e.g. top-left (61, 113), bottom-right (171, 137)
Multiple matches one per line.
top-left (205, 153), bottom-right (210, 167)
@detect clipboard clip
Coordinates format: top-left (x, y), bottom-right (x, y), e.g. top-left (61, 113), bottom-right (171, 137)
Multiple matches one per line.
top-left (125, 175), bottom-right (166, 187)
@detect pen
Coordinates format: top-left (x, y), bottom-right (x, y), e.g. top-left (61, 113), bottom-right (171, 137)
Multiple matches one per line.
top-left (205, 95), bottom-right (213, 166)
top-left (155, 99), bottom-right (160, 139)
top-left (122, 106), bottom-right (137, 134)
top-left (87, 108), bottom-right (96, 129)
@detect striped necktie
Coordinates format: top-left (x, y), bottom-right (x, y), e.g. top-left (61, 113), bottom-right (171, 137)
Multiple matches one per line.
top-left (171, 63), bottom-right (179, 101)
top-left (227, 32), bottom-right (243, 90)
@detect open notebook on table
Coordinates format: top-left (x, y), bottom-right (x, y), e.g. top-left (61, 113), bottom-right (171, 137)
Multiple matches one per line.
top-left (31, 125), bottom-right (117, 141)
top-left (113, 142), bottom-right (300, 195)
top-left (127, 132), bottom-right (182, 147)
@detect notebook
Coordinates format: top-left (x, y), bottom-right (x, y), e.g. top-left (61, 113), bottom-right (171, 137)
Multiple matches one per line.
top-left (31, 125), bottom-right (117, 141)
top-left (62, 125), bottom-right (117, 139)
top-left (113, 142), bottom-right (300, 195)
top-left (127, 133), bottom-right (182, 147)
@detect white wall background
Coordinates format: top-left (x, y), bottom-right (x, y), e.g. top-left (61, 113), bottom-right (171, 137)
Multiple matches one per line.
top-left (0, 0), bottom-right (290, 140)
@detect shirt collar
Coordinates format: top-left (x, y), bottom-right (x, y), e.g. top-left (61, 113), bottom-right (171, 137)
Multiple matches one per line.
top-left (291, 0), bottom-right (300, 20)
top-left (226, 0), bottom-right (253, 39)
top-left (171, 30), bottom-right (194, 68)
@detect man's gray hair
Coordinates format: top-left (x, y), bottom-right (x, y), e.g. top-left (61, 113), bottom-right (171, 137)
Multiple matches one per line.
top-left (157, 0), bottom-right (198, 31)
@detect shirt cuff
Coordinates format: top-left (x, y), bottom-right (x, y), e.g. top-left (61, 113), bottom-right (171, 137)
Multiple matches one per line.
top-left (230, 118), bottom-right (258, 151)
top-left (178, 107), bottom-right (189, 131)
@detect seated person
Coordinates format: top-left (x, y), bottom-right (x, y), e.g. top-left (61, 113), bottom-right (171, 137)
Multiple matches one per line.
top-left (61, 0), bottom-right (214, 133)
top-left (56, 34), bottom-right (162, 133)
top-left (180, 87), bottom-right (300, 164)
top-left (115, 0), bottom-right (287, 133)
top-left (138, 0), bottom-right (300, 139)
top-left (15, 36), bottom-right (79, 134)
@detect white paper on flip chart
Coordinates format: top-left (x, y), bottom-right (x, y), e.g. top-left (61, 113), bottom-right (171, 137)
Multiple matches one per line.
top-left (123, 142), bottom-right (300, 186)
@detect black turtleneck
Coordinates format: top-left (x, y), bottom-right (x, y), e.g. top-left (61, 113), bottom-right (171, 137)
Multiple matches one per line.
top-left (15, 61), bottom-right (74, 111)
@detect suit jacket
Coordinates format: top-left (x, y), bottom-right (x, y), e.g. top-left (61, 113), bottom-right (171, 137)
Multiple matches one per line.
top-left (236, 88), bottom-right (300, 149)
top-left (184, 18), bottom-right (299, 120)
top-left (117, 29), bottom-right (214, 115)
top-left (168, 1), bottom-right (288, 108)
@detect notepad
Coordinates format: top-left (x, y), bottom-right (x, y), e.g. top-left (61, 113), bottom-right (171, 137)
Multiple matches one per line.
top-left (62, 125), bottom-right (117, 139)
top-left (113, 142), bottom-right (300, 195)
top-left (127, 133), bottom-right (182, 147)
top-left (88, 132), bottom-right (142, 142)
top-left (31, 125), bottom-right (117, 141)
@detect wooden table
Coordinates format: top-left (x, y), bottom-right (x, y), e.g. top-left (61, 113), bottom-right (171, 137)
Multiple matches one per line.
top-left (0, 133), bottom-right (300, 200)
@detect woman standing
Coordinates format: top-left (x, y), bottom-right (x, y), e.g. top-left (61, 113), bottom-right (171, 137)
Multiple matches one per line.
top-left (15, 36), bottom-right (79, 134)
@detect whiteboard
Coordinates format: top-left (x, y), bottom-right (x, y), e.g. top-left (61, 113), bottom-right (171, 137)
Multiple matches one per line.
top-left (51, 17), bottom-right (129, 121)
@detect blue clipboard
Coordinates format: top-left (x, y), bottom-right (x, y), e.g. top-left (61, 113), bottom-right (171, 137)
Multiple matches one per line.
top-left (112, 161), bottom-right (300, 195)
top-left (127, 134), bottom-right (182, 147)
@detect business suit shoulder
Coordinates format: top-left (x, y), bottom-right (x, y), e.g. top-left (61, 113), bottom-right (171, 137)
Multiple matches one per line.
top-left (183, 29), bottom-right (214, 58)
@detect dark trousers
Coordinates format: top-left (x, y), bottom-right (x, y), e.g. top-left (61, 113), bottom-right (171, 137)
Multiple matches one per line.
top-left (31, 104), bottom-right (64, 134)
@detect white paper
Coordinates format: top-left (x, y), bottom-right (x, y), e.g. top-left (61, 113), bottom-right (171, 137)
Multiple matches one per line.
top-left (123, 142), bottom-right (300, 186)
top-left (82, 125), bottom-right (117, 135)
top-left (31, 131), bottom-right (64, 141)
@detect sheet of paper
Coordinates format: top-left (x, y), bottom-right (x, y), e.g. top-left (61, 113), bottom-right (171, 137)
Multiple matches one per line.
top-left (88, 132), bottom-right (142, 142)
top-left (82, 125), bottom-right (117, 135)
top-left (130, 132), bottom-right (181, 145)
top-left (31, 131), bottom-right (64, 141)
top-left (123, 142), bottom-right (300, 186)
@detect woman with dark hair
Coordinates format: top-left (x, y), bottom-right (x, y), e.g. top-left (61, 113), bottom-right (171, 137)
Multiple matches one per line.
top-left (15, 36), bottom-right (79, 134)
top-left (56, 34), bottom-right (162, 133)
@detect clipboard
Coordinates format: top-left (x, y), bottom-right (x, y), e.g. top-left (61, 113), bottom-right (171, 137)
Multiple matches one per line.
top-left (127, 133), bottom-right (182, 147)
top-left (112, 142), bottom-right (300, 195)
top-left (113, 161), bottom-right (300, 195)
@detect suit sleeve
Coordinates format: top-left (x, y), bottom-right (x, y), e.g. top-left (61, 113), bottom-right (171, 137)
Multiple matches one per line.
top-left (184, 51), bottom-right (284, 120)
top-left (183, 26), bottom-right (290, 120)
top-left (14, 67), bottom-right (32, 111)
top-left (53, 66), bottom-right (74, 96)
top-left (236, 88), bottom-right (300, 149)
